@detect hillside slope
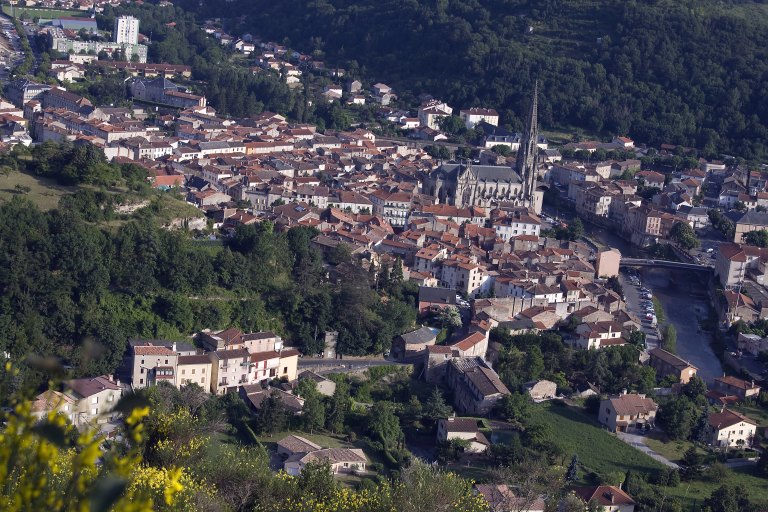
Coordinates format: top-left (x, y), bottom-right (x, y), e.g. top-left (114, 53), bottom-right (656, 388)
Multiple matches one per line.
top-left (180, 0), bottom-right (768, 159)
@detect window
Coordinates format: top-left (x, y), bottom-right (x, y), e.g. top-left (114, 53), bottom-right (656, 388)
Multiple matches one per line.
top-left (141, 359), bottom-right (144, 364)
top-left (139, 378), bottom-right (144, 384)
top-left (140, 368), bottom-right (144, 374)
top-left (201, 377), bottom-right (205, 383)
top-left (165, 359), bottom-right (168, 364)
top-left (343, 463), bottom-right (349, 468)
top-left (107, 394), bottom-right (114, 402)
top-left (91, 397), bottom-right (98, 404)
top-left (91, 408), bottom-right (98, 415)
top-left (283, 367), bottom-right (288, 374)
top-left (181, 369), bottom-right (185, 375)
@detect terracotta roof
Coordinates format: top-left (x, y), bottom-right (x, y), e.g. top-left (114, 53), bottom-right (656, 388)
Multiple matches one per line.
top-left (708, 409), bottom-right (757, 430)
top-left (606, 394), bottom-right (657, 416)
top-left (573, 486), bottom-right (634, 507)
top-left (452, 332), bottom-right (486, 352)
top-left (250, 350), bottom-right (280, 363)
top-left (277, 434), bottom-right (322, 454)
top-left (133, 343), bottom-right (176, 356)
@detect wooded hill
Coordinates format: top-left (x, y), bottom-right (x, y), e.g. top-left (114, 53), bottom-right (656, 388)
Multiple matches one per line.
top-left (177, 0), bottom-right (768, 160)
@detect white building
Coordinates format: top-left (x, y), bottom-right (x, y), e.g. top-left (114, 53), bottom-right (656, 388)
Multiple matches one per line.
top-left (460, 108), bottom-right (499, 129)
top-left (708, 409), bottom-right (757, 448)
top-left (114, 16), bottom-right (140, 45)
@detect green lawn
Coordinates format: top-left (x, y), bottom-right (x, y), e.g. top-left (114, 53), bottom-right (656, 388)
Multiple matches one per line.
top-left (530, 402), bottom-right (664, 479)
top-left (643, 435), bottom-right (705, 463)
top-left (0, 169), bottom-right (76, 210)
top-left (2, 5), bottom-right (81, 18)
top-left (665, 465), bottom-right (768, 508)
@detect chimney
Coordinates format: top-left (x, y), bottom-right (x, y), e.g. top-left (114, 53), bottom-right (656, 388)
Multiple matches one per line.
top-left (621, 388), bottom-right (627, 396)
top-left (108, 374), bottom-right (113, 382)
top-left (172, 342), bottom-right (177, 353)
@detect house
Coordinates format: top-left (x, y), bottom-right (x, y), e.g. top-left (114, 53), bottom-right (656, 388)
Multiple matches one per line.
top-left (648, 348), bottom-right (698, 384)
top-left (436, 416), bottom-right (490, 453)
top-left (298, 370), bottom-right (337, 397)
top-left (712, 376), bottom-right (761, 401)
top-left (63, 375), bottom-right (123, 428)
top-left (460, 108), bottom-right (499, 129)
top-left (211, 348), bottom-right (251, 394)
top-left (130, 341), bottom-right (180, 389)
top-left (524, 379), bottom-right (557, 401)
top-left (708, 409), bottom-right (757, 448)
top-left (392, 325), bottom-right (440, 359)
top-left (598, 393), bottom-right (657, 432)
top-left (574, 321), bottom-right (625, 350)
top-left (733, 210), bottom-right (768, 243)
top-left (276, 434), bottom-right (322, 457)
top-left (177, 354), bottom-right (213, 389)
top-left (447, 357), bottom-right (511, 415)
top-left (572, 486), bottom-right (635, 512)
top-left (474, 484), bottom-right (546, 512)
top-left (239, 385), bottom-right (305, 414)
top-left (418, 286), bottom-right (457, 314)
top-left (284, 448), bottom-right (368, 476)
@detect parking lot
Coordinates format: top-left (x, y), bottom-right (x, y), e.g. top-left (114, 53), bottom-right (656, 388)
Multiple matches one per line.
top-left (620, 269), bottom-right (661, 350)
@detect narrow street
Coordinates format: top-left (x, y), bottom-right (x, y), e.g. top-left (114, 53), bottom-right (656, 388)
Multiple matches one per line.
top-left (616, 432), bottom-right (679, 468)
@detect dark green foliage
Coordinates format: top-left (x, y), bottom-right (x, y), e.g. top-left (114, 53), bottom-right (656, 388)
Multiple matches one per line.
top-left (709, 209), bottom-right (735, 240)
top-left (255, 390), bottom-right (288, 434)
top-left (670, 222), bottom-right (700, 250)
top-left (422, 387), bottom-right (452, 421)
top-left (702, 485), bottom-right (753, 512)
top-left (175, 0), bottom-right (768, 160)
top-left (742, 229), bottom-right (768, 248)
top-left (657, 396), bottom-right (698, 441)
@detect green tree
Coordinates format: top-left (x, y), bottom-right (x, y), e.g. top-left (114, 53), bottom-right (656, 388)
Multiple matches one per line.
top-left (702, 485), bottom-right (751, 512)
top-left (366, 401), bottom-right (404, 450)
top-left (657, 397), bottom-right (697, 440)
top-left (438, 306), bottom-right (462, 329)
top-left (302, 392), bottom-right (325, 434)
top-left (743, 230), bottom-right (768, 248)
top-left (255, 390), bottom-right (288, 435)
top-left (670, 222), bottom-right (700, 250)
top-left (423, 387), bottom-right (452, 421)
top-left (663, 324), bottom-right (677, 353)
top-left (495, 392), bottom-right (531, 425)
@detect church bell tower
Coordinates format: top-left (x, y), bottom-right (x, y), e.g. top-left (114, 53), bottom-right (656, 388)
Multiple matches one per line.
top-left (516, 81), bottom-right (539, 209)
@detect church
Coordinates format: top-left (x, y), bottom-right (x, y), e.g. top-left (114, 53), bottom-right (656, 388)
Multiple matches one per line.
top-left (421, 83), bottom-right (546, 214)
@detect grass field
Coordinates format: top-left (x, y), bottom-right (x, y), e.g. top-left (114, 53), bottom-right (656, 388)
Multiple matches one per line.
top-left (2, 5), bottom-right (82, 19)
top-left (0, 169), bottom-right (76, 210)
top-left (531, 403), bottom-right (768, 507)
top-left (530, 402), bottom-right (664, 480)
top-left (643, 435), bottom-right (705, 463)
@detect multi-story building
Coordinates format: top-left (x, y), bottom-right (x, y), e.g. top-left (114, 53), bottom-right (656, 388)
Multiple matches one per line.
top-left (446, 357), bottom-right (511, 415)
top-left (599, 393), bottom-right (657, 432)
top-left (715, 243), bottom-right (768, 288)
top-left (211, 348), bottom-right (251, 395)
top-left (177, 354), bottom-right (213, 388)
top-left (491, 208), bottom-right (541, 241)
top-left (369, 190), bottom-right (411, 227)
top-left (65, 375), bottom-right (123, 428)
top-left (708, 409), bottom-right (757, 448)
top-left (712, 375), bottom-right (761, 401)
top-left (114, 16), bottom-right (140, 45)
top-left (5, 79), bottom-right (52, 106)
top-left (459, 108), bottom-right (499, 129)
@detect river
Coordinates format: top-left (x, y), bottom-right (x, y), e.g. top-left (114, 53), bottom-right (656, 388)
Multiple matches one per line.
top-left (583, 223), bottom-right (724, 383)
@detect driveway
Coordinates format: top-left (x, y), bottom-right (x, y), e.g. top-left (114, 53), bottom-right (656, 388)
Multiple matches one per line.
top-left (616, 431), bottom-right (679, 468)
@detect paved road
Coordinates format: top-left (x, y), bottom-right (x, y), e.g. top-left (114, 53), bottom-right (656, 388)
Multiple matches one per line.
top-left (619, 271), bottom-right (661, 351)
top-left (616, 432), bottom-right (679, 468)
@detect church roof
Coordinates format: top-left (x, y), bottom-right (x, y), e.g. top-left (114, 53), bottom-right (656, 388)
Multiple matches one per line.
top-left (434, 162), bottom-right (521, 183)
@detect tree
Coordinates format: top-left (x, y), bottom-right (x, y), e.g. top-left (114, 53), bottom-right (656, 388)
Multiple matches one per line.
top-left (302, 392), bottom-right (325, 434)
top-left (702, 485), bottom-right (751, 512)
top-left (423, 387), bottom-right (452, 421)
top-left (297, 459), bottom-right (337, 499)
top-left (366, 401), bottom-right (404, 450)
top-left (657, 396), bottom-right (697, 440)
top-left (255, 390), bottom-right (288, 435)
top-left (492, 144), bottom-right (512, 156)
top-left (670, 222), bottom-right (700, 250)
top-left (567, 218), bottom-right (584, 241)
top-left (437, 306), bottom-right (462, 329)
top-left (743, 229), bottom-right (768, 248)
top-left (628, 329), bottom-right (646, 348)
top-left (495, 392), bottom-right (531, 425)
top-left (566, 454), bottom-right (579, 482)
top-left (681, 376), bottom-right (707, 403)
top-left (663, 324), bottom-right (677, 353)
top-left (325, 382), bottom-right (350, 433)
top-left (394, 460), bottom-right (488, 512)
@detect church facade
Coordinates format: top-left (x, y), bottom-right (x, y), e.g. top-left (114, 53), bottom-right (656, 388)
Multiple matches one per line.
top-left (421, 83), bottom-right (545, 214)
top-left (422, 162), bottom-right (543, 213)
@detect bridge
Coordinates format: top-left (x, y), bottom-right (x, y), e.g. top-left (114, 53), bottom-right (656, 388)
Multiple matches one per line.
top-left (620, 258), bottom-right (713, 272)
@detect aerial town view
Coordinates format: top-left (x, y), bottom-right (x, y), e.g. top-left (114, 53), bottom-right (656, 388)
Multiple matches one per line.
top-left (0, 0), bottom-right (767, 510)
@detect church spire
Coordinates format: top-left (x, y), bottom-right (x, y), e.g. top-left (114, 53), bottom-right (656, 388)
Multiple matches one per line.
top-left (516, 81), bottom-right (539, 209)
